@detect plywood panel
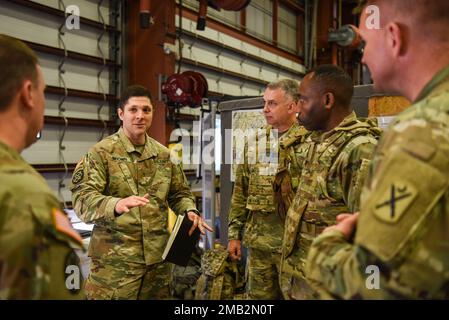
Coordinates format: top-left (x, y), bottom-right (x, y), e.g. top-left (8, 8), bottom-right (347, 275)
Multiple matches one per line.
top-left (368, 96), bottom-right (411, 117)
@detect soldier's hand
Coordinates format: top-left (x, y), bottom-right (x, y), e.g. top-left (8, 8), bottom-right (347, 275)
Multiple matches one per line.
top-left (187, 211), bottom-right (213, 236)
top-left (115, 194), bottom-right (150, 215)
top-left (228, 239), bottom-right (242, 261)
top-left (336, 213), bottom-right (353, 223)
top-left (323, 212), bottom-right (359, 240)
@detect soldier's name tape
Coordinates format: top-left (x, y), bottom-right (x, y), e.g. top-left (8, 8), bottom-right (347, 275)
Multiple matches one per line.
top-left (174, 303), bottom-right (274, 318)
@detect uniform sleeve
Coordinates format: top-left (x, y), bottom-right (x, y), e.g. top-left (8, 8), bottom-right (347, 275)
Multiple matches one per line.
top-left (305, 230), bottom-right (395, 299)
top-left (306, 225), bottom-right (414, 299)
top-left (306, 119), bottom-right (449, 299)
top-left (0, 190), bottom-right (84, 299)
top-left (167, 163), bottom-right (197, 215)
top-left (70, 150), bottom-right (120, 224)
top-left (0, 192), bottom-right (42, 299)
top-left (336, 139), bottom-right (377, 212)
top-left (227, 161), bottom-right (250, 241)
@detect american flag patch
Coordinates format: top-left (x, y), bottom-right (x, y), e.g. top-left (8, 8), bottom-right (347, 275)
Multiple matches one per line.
top-left (52, 208), bottom-right (83, 245)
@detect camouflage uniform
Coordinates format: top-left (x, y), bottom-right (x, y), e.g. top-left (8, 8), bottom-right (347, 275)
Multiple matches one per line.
top-left (70, 127), bottom-right (198, 299)
top-left (306, 65), bottom-right (449, 299)
top-left (281, 112), bottom-right (380, 299)
top-left (228, 123), bottom-right (309, 299)
top-left (0, 141), bottom-right (85, 299)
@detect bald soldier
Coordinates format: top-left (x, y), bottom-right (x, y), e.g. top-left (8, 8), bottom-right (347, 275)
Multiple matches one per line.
top-left (306, 0), bottom-right (449, 299)
top-left (0, 35), bottom-right (84, 299)
top-left (71, 85), bottom-right (211, 300)
top-left (228, 79), bottom-right (309, 299)
top-left (280, 65), bottom-right (380, 299)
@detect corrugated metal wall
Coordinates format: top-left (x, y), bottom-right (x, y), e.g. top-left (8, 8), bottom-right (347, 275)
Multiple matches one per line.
top-left (0, 0), bottom-right (123, 204)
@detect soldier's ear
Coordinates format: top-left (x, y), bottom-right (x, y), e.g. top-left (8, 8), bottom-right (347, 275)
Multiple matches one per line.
top-left (289, 100), bottom-right (299, 113)
top-left (323, 93), bottom-right (335, 110)
top-left (117, 107), bottom-right (124, 121)
top-left (386, 22), bottom-right (404, 58)
top-left (18, 79), bottom-right (35, 111)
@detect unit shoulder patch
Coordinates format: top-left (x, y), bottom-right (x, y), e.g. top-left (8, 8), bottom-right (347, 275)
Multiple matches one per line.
top-left (72, 166), bottom-right (84, 184)
top-left (373, 182), bottom-right (418, 223)
top-left (52, 208), bottom-right (83, 245)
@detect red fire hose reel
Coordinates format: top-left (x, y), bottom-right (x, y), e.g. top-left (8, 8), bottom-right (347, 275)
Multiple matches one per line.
top-left (161, 71), bottom-right (208, 108)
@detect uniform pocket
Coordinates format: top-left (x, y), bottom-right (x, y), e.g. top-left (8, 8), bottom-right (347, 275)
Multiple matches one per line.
top-left (147, 161), bottom-right (171, 202)
top-left (246, 165), bottom-right (276, 213)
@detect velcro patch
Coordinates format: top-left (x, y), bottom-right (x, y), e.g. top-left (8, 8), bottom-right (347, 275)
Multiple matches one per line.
top-left (373, 182), bottom-right (417, 223)
top-left (112, 156), bottom-right (129, 161)
top-left (71, 167), bottom-right (84, 184)
top-left (52, 208), bottom-right (83, 245)
top-left (258, 163), bottom-right (278, 176)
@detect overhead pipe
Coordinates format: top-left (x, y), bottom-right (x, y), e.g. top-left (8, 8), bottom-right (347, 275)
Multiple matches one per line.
top-left (331, 0), bottom-right (338, 65)
top-left (304, 0), bottom-right (309, 70)
top-left (309, 0), bottom-right (318, 68)
top-left (140, 0), bottom-right (151, 29)
top-left (197, 0), bottom-right (208, 30)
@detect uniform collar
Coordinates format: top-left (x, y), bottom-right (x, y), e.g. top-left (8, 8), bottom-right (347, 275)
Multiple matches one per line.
top-left (280, 122), bottom-right (298, 139)
top-left (279, 122), bottom-right (309, 148)
top-left (415, 64), bottom-right (449, 103)
top-left (309, 111), bottom-right (357, 142)
top-left (117, 127), bottom-right (158, 159)
top-left (0, 139), bottom-right (24, 162)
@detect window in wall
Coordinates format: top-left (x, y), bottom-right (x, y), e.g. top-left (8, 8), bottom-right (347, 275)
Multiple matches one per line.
top-left (278, 4), bottom-right (297, 53)
top-left (246, 0), bottom-right (273, 43)
top-left (180, 0), bottom-right (240, 29)
top-left (182, 0), bottom-right (198, 10)
top-left (207, 6), bottom-right (240, 29)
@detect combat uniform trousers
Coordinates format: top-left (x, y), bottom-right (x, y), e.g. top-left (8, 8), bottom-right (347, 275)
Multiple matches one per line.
top-left (85, 259), bottom-right (172, 299)
top-left (246, 248), bottom-right (283, 300)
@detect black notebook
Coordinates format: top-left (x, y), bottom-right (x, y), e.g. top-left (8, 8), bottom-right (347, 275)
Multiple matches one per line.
top-left (162, 214), bottom-right (200, 266)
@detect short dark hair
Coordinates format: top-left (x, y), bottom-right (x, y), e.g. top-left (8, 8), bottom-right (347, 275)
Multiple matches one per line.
top-left (118, 85), bottom-right (153, 110)
top-left (0, 35), bottom-right (39, 111)
top-left (306, 64), bottom-right (354, 108)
